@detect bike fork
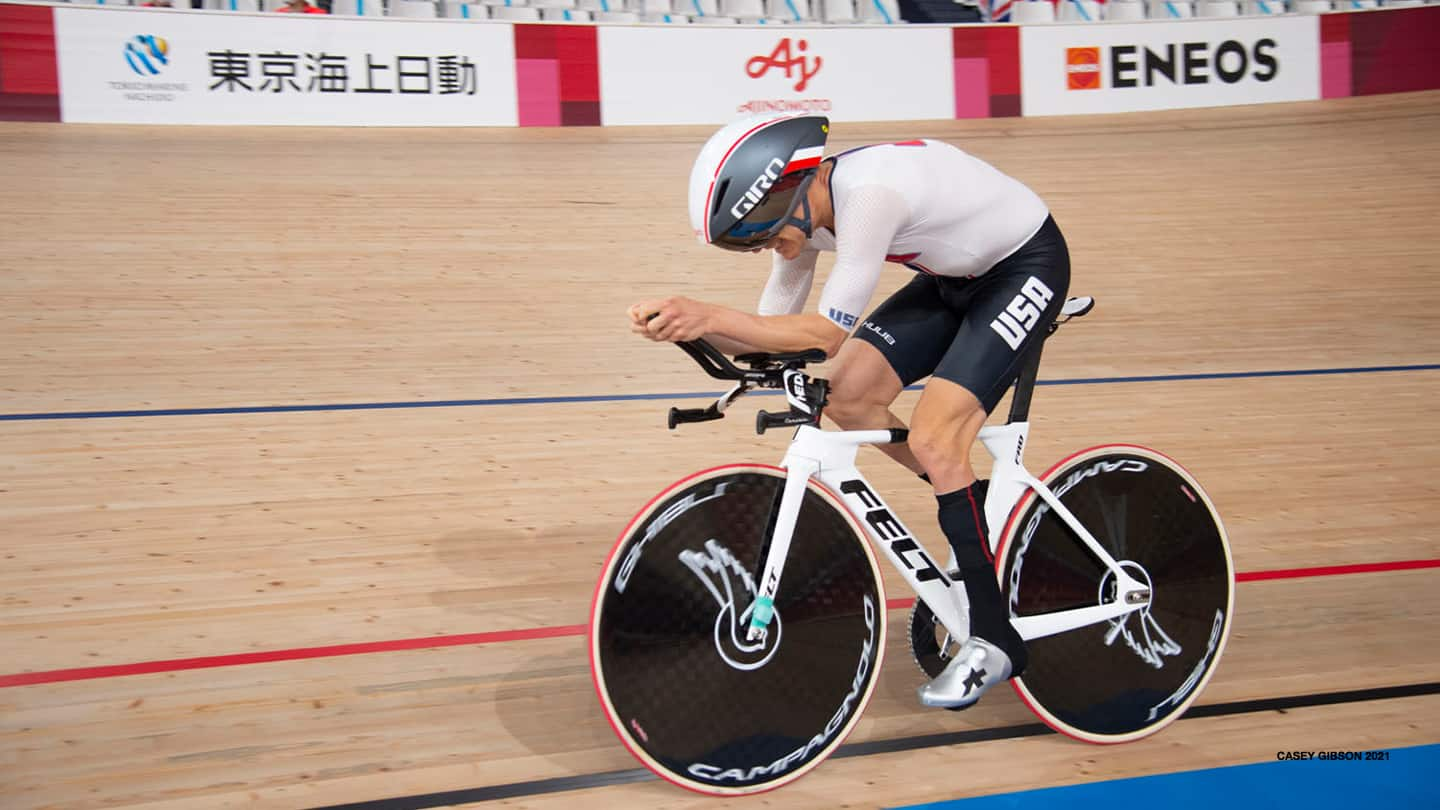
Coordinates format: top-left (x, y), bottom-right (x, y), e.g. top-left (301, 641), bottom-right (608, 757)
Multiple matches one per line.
top-left (746, 457), bottom-right (818, 642)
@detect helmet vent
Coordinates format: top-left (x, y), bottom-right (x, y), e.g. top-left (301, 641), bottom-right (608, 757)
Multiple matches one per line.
top-left (711, 179), bottom-right (730, 217)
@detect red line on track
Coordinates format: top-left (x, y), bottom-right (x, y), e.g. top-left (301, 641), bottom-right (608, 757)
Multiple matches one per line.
top-left (0, 624), bottom-right (586, 688)
top-left (1234, 558), bottom-right (1440, 582)
top-left (4, 558), bottom-right (1436, 689)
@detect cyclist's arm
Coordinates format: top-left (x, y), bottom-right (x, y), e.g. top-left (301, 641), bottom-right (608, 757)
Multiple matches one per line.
top-left (757, 248), bottom-right (818, 317)
top-left (632, 297), bottom-right (845, 357)
top-left (705, 308), bottom-right (846, 358)
top-left (696, 247), bottom-right (836, 356)
top-left (634, 248), bottom-right (847, 356)
top-left (815, 184), bottom-right (909, 335)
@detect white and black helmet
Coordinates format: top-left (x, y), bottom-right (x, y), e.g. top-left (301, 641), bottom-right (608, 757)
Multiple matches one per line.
top-left (688, 115), bottom-right (829, 252)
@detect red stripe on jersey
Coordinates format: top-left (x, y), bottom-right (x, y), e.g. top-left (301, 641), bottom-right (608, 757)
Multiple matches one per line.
top-left (887, 253), bottom-right (937, 275)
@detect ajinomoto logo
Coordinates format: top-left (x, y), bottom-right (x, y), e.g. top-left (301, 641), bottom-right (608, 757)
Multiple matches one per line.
top-left (125, 35), bottom-right (170, 77)
top-left (737, 37), bottom-right (832, 116)
top-left (746, 38), bottom-right (823, 93)
top-left (1066, 47), bottom-right (1101, 90)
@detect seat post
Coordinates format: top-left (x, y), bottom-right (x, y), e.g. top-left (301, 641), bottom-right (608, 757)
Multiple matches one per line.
top-left (1005, 341), bottom-right (1046, 425)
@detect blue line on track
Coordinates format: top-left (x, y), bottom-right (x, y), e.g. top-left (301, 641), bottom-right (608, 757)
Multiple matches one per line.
top-left (2, 364), bottom-right (1436, 423)
top-left (888, 742), bottom-right (1438, 810)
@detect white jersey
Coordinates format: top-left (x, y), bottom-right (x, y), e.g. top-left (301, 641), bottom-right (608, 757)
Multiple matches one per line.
top-left (757, 139), bottom-right (1050, 331)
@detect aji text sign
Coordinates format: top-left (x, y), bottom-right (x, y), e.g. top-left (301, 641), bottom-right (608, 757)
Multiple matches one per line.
top-left (597, 26), bottom-right (953, 126)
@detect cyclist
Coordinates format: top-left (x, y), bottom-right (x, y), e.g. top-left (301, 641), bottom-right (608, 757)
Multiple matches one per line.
top-left (628, 115), bottom-right (1070, 710)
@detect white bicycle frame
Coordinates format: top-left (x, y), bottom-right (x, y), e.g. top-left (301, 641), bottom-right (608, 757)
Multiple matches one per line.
top-left (746, 421), bottom-right (1154, 646)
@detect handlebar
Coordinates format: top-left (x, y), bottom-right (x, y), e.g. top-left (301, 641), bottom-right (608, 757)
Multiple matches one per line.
top-left (674, 340), bottom-right (827, 384)
top-left (666, 339), bottom-right (829, 434)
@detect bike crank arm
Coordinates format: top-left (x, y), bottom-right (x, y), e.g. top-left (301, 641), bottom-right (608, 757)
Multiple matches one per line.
top-left (746, 458), bottom-right (817, 642)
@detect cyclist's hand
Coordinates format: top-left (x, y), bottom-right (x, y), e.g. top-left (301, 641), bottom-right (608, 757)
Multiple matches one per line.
top-left (631, 297), bottom-right (711, 342)
top-left (628, 301), bottom-right (661, 339)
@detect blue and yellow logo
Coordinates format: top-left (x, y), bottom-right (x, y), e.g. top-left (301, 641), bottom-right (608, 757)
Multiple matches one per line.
top-left (124, 35), bottom-right (170, 77)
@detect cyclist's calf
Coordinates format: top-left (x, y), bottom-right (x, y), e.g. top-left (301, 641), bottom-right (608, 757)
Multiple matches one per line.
top-left (909, 380), bottom-right (988, 493)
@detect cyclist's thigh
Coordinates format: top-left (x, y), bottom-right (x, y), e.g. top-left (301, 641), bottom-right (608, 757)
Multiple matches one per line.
top-left (830, 339), bottom-right (906, 407)
top-left (934, 219), bottom-right (1071, 412)
top-left (850, 273), bottom-right (961, 387)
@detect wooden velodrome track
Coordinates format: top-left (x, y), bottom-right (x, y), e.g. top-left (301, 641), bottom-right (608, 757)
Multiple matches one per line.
top-left (2, 90), bottom-right (1439, 809)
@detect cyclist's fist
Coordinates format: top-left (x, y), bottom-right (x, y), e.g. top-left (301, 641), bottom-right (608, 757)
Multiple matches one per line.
top-left (630, 297), bottom-right (712, 343)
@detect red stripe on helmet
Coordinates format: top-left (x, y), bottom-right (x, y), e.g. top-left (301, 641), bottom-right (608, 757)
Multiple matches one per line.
top-left (782, 155), bottom-right (822, 175)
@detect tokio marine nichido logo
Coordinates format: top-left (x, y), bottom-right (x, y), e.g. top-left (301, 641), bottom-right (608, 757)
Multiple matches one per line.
top-left (112, 35), bottom-right (188, 103)
top-left (125, 35), bottom-right (171, 77)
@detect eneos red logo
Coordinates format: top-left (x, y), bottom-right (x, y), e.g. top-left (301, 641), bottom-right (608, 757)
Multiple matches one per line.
top-left (746, 38), bottom-right (823, 93)
top-left (1066, 47), bottom-right (1101, 90)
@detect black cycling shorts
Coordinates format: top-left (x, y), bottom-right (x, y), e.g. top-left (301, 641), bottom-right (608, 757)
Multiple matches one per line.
top-left (850, 215), bottom-right (1071, 413)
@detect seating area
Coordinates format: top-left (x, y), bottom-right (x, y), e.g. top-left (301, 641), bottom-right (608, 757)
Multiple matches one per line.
top-left (1014, 0), bottom-right (1410, 21)
top-left (57, 0), bottom-right (1434, 21)
top-left (452, 0), bottom-right (906, 24)
top-left (70, 0), bottom-right (907, 22)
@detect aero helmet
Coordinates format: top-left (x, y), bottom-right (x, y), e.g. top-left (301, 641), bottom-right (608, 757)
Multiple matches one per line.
top-left (688, 115), bottom-right (829, 252)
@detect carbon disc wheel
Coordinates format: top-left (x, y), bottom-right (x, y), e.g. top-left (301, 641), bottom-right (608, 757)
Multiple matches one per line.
top-left (995, 445), bottom-right (1234, 743)
top-left (590, 465), bottom-right (887, 795)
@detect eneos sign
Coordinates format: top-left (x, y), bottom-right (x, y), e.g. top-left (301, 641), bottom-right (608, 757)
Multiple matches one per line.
top-left (1024, 17), bottom-right (1319, 116)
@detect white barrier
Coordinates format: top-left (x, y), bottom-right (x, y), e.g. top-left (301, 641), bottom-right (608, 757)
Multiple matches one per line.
top-left (18, 2), bottom-right (1436, 126)
top-left (597, 27), bottom-right (953, 124)
top-left (54, 5), bottom-right (519, 125)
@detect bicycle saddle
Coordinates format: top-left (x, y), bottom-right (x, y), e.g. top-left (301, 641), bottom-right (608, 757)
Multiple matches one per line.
top-left (1062, 296), bottom-right (1094, 318)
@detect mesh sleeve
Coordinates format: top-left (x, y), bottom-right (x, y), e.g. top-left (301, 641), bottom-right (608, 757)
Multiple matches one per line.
top-left (757, 249), bottom-right (819, 316)
top-left (815, 184), bottom-right (910, 332)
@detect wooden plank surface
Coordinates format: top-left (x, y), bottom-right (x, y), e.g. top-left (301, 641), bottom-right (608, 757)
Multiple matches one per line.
top-left (1, 91), bottom-right (1438, 808)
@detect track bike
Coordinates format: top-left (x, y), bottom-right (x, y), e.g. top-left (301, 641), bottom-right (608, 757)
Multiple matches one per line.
top-left (589, 296), bottom-right (1234, 796)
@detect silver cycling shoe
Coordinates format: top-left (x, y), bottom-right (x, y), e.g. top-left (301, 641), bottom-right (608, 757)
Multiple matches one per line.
top-left (917, 636), bottom-right (1013, 710)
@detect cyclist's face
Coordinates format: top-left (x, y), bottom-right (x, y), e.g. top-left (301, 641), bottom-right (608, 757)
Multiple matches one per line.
top-left (755, 224), bottom-right (808, 261)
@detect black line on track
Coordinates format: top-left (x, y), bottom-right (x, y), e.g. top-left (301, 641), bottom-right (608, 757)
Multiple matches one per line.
top-left (306, 681), bottom-right (1440, 809)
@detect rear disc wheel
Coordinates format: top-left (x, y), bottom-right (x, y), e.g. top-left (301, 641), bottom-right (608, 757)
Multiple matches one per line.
top-left (995, 445), bottom-right (1234, 743)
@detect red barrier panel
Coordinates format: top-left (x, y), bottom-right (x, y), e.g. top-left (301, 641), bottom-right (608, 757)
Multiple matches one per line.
top-left (0, 4), bottom-right (60, 122)
top-left (953, 25), bottom-right (1020, 119)
top-left (1322, 5), bottom-right (1440, 98)
top-left (515, 24), bottom-right (600, 127)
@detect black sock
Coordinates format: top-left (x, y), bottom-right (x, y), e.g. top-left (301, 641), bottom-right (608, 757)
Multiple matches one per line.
top-left (936, 480), bottom-right (1027, 676)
